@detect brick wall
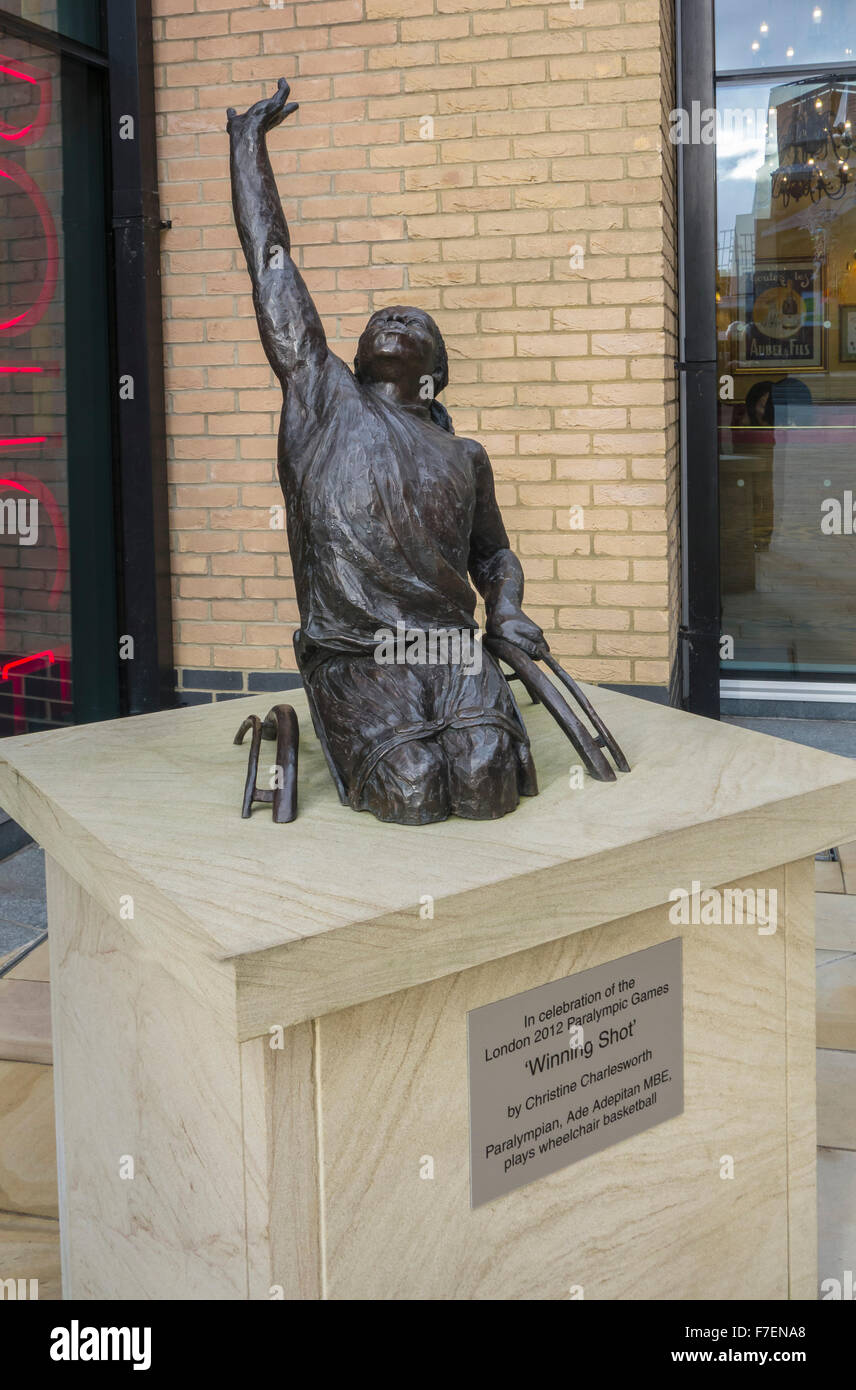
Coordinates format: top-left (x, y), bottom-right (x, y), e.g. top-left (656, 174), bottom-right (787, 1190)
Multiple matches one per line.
top-left (152, 0), bottom-right (679, 703)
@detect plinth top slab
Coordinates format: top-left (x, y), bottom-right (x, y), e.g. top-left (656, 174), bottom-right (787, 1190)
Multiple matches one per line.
top-left (1, 683), bottom-right (855, 1031)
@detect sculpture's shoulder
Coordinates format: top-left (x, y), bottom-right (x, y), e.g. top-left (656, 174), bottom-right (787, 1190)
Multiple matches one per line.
top-left (454, 434), bottom-right (492, 471)
top-left (324, 351), bottom-right (358, 390)
top-left (280, 351), bottom-right (358, 437)
top-left (304, 348), bottom-right (355, 404)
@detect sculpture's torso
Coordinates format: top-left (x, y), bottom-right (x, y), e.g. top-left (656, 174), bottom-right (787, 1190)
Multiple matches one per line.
top-left (277, 355), bottom-right (482, 653)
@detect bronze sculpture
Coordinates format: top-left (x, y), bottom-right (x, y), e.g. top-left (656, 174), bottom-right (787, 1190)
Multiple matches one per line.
top-left (228, 79), bottom-right (628, 826)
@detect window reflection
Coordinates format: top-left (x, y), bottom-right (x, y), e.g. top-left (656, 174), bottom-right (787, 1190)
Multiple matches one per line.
top-left (716, 1), bottom-right (854, 72)
top-left (0, 38), bottom-right (71, 733)
top-left (0, 4), bottom-right (102, 50)
top-left (717, 77), bottom-right (856, 676)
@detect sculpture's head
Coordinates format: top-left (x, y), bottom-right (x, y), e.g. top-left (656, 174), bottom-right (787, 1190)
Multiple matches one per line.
top-left (354, 306), bottom-right (452, 430)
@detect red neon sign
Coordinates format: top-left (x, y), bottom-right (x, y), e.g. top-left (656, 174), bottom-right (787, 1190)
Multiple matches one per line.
top-left (0, 54), bottom-right (69, 726)
top-left (0, 56), bottom-right (52, 147)
top-left (0, 157), bottom-right (59, 335)
top-left (0, 646), bottom-right (70, 734)
top-left (1, 648), bottom-right (54, 681)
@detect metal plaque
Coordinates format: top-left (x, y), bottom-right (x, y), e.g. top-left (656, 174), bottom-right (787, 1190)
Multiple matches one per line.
top-left (467, 938), bottom-right (684, 1206)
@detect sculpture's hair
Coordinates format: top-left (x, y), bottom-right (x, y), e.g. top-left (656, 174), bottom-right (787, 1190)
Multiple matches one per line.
top-left (429, 398), bottom-right (454, 434)
top-left (354, 310), bottom-right (454, 434)
top-left (427, 333), bottom-right (454, 434)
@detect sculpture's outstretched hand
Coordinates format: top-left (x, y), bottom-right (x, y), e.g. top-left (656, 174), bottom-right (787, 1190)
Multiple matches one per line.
top-left (227, 77), bottom-right (298, 134)
top-left (227, 74), bottom-right (327, 394)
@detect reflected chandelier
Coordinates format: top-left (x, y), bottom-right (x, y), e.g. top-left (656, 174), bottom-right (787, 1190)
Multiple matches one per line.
top-left (771, 90), bottom-right (854, 206)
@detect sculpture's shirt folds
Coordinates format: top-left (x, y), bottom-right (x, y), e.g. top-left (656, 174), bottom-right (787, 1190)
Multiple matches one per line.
top-left (280, 354), bottom-right (488, 652)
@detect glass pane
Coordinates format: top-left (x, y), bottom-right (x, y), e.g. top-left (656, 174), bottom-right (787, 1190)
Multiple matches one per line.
top-left (13, 3), bottom-right (101, 49)
top-left (717, 76), bottom-right (856, 677)
top-left (715, 1), bottom-right (855, 72)
top-left (0, 36), bottom-right (65, 731)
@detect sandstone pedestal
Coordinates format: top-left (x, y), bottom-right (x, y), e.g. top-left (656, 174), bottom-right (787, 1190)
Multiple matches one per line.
top-left (2, 682), bottom-right (855, 1300)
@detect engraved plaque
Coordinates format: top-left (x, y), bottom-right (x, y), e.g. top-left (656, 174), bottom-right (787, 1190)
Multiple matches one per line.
top-left (467, 938), bottom-right (684, 1206)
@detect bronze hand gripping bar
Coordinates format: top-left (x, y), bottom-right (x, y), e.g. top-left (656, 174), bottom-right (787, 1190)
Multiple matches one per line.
top-left (233, 704), bottom-right (299, 822)
top-left (484, 637), bottom-right (630, 783)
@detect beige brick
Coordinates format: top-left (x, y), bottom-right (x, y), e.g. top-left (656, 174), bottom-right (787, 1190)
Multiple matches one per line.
top-left (438, 37), bottom-right (510, 64)
top-left (632, 559), bottom-right (669, 583)
top-left (596, 582), bottom-right (668, 608)
top-left (595, 633), bottom-right (669, 657)
top-left (402, 16), bottom-right (469, 40)
top-left (179, 578), bottom-right (237, 599)
top-left (296, 0), bottom-right (363, 26)
top-left (510, 31), bottom-right (584, 58)
top-left (633, 660), bottom-right (670, 683)
top-left (556, 458), bottom-right (625, 481)
top-left (568, 659), bottom-right (632, 682)
top-left (558, 607), bottom-right (630, 631)
top-left (632, 608), bottom-right (669, 631)
top-left (595, 535), bottom-right (667, 557)
top-left (474, 58), bottom-right (547, 86)
top-left (212, 554), bottom-right (276, 576)
top-left (524, 582), bottom-right (593, 605)
top-left (517, 383), bottom-right (588, 406)
top-left (212, 646), bottom-right (278, 668)
top-left (593, 484), bottom-right (666, 507)
top-left (474, 7), bottom-right (548, 34)
top-left (557, 557), bottom-right (629, 581)
top-left (366, 0), bottom-right (433, 16)
top-left (558, 408), bottom-right (627, 431)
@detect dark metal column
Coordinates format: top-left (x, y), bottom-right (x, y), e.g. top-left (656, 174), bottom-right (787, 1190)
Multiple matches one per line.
top-left (105, 0), bottom-right (175, 714)
top-left (62, 54), bottom-right (119, 724)
top-left (676, 0), bottom-right (720, 718)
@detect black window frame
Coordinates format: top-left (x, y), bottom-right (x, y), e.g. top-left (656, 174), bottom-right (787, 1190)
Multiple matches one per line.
top-left (676, 0), bottom-right (721, 719)
top-left (677, 0), bottom-right (856, 715)
top-left (0, 0), bottom-right (174, 723)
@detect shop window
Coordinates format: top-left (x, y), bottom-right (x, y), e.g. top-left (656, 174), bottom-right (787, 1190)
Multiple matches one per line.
top-left (716, 70), bottom-right (856, 678)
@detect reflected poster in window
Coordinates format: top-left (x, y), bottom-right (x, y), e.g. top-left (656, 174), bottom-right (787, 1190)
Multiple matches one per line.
top-left (735, 260), bottom-right (825, 370)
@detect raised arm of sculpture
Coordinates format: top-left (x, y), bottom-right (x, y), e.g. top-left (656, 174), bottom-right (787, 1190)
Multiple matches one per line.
top-left (227, 78), bottom-right (328, 397)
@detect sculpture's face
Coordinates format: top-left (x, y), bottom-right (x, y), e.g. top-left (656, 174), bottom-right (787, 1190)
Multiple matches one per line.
top-left (357, 306), bottom-right (438, 388)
